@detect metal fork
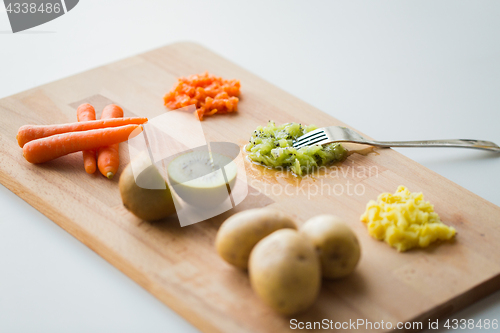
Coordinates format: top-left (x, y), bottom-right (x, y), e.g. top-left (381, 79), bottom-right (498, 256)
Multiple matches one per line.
top-left (292, 126), bottom-right (500, 152)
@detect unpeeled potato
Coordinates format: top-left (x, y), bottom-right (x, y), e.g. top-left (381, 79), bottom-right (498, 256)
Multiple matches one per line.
top-left (215, 208), bottom-right (297, 269)
top-left (300, 215), bottom-right (360, 279)
top-left (119, 153), bottom-right (176, 221)
top-left (249, 229), bottom-right (321, 315)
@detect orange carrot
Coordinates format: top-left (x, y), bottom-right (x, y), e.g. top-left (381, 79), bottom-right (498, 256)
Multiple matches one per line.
top-left (77, 104), bottom-right (97, 174)
top-left (97, 104), bottom-right (124, 179)
top-left (17, 117), bottom-right (148, 148)
top-left (163, 72), bottom-right (240, 120)
top-left (23, 125), bottom-right (142, 164)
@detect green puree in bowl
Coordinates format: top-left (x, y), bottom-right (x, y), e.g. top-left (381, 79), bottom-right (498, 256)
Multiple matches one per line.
top-left (245, 121), bottom-right (347, 176)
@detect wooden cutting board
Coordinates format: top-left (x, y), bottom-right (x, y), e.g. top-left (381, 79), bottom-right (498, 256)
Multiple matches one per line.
top-left (1, 42), bottom-right (499, 333)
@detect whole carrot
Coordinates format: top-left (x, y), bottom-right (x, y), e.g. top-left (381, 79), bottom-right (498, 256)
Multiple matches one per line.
top-left (17, 117), bottom-right (148, 148)
top-left (23, 125), bottom-right (142, 164)
top-left (97, 104), bottom-right (124, 179)
top-left (77, 104), bottom-right (97, 174)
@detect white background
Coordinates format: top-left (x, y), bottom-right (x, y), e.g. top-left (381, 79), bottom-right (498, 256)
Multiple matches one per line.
top-left (1, 1), bottom-right (499, 332)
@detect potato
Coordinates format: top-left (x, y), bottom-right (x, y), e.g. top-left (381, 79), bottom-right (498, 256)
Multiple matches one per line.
top-left (249, 229), bottom-right (321, 315)
top-left (119, 153), bottom-right (176, 221)
top-left (215, 208), bottom-right (297, 269)
top-left (300, 215), bottom-right (360, 279)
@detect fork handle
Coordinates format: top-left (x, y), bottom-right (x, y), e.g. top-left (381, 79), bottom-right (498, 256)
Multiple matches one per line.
top-left (369, 139), bottom-right (500, 152)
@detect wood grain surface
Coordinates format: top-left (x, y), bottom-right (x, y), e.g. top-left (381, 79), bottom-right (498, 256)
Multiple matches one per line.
top-left (0, 42), bottom-right (499, 333)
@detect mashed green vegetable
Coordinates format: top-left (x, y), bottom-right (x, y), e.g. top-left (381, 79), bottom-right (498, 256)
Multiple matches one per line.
top-left (246, 121), bottom-right (347, 176)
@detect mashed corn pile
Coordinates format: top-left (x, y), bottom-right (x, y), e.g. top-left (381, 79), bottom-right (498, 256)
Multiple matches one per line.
top-left (360, 186), bottom-right (456, 252)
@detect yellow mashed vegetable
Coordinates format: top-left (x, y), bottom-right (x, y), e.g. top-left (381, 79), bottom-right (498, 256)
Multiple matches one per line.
top-left (360, 186), bottom-right (456, 252)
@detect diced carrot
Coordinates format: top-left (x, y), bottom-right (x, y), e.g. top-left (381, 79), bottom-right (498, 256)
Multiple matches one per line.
top-left (164, 72), bottom-right (240, 120)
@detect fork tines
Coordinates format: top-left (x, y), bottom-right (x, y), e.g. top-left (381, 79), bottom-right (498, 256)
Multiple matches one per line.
top-left (293, 129), bottom-right (327, 149)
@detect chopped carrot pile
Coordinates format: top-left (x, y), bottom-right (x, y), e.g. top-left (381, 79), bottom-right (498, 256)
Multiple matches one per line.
top-left (163, 72), bottom-right (241, 120)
